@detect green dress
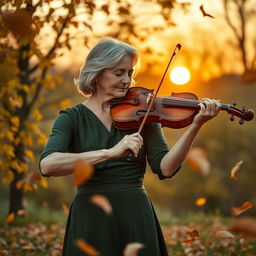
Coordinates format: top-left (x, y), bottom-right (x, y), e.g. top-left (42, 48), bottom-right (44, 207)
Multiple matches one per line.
top-left (40, 104), bottom-right (180, 256)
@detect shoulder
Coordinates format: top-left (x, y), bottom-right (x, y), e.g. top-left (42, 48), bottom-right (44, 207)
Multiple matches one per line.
top-left (59, 104), bottom-right (86, 121)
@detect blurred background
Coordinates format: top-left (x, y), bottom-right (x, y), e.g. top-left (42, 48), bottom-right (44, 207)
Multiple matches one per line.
top-left (1, 0), bottom-right (256, 220)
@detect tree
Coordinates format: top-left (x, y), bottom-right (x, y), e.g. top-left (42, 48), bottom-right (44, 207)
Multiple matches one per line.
top-left (222, 0), bottom-right (256, 83)
top-left (0, 0), bottom-right (183, 215)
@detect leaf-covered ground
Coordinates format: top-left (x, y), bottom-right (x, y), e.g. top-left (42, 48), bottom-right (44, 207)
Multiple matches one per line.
top-left (1, 220), bottom-right (256, 256)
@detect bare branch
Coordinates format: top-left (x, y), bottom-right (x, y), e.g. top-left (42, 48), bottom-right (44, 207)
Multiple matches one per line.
top-left (28, 12), bottom-right (72, 74)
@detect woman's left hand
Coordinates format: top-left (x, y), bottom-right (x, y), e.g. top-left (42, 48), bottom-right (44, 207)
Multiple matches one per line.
top-left (192, 98), bottom-right (221, 127)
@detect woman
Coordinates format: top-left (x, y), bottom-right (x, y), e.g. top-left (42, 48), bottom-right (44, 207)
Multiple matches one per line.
top-left (40, 38), bottom-right (220, 256)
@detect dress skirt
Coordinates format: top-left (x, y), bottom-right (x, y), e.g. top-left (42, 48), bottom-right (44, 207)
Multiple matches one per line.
top-left (62, 188), bottom-right (168, 256)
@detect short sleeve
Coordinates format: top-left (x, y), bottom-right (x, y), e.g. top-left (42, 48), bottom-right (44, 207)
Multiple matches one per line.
top-left (39, 111), bottom-right (74, 176)
top-left (144, 123), bottom-right (180, 180)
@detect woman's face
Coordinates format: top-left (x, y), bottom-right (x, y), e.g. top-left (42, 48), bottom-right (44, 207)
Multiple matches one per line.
top-left (96, 55), bottom-right (134, 99)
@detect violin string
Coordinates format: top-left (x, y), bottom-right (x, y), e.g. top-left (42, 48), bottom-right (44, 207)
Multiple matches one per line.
top-left (155, 98), bottom-right (200, 108)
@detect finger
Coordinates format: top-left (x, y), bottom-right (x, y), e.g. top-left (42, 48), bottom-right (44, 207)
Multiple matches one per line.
top-left (198, 102), bottom-right (206, 113)
top-left (202, 98), bottom-right (215, 114)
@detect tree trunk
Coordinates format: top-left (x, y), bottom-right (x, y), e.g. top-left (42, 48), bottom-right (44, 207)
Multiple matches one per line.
top-left (9, 171), bottom-right (25, 214)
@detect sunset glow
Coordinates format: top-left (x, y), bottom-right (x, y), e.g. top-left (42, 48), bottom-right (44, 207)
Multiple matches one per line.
top-left (170, 66), bottom-right (191, 85)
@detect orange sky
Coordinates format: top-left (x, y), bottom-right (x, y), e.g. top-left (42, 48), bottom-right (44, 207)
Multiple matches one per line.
top-left (51, 0), bottom-right (252, 84)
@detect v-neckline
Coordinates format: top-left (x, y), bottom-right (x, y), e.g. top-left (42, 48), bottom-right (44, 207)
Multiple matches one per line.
top-left (80, 103), bottom-right (113, 134)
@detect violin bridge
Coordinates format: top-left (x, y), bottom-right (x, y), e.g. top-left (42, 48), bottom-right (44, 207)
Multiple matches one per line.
top-left (146, 93), bottom-right (153, 104)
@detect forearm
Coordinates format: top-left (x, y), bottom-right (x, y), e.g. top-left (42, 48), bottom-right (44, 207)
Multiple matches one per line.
top-left (40, 149), bottom-right (111, 177)
top-left (160, 123), bottom-right (202, 177)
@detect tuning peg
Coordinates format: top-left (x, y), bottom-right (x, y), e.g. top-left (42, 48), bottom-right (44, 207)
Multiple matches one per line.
top-left (230, 115), bottom-right (235, 121)
top-left (232, 101), bottom-right (237, 106)
top-left (239, 118), bottom-right (244, 125)
top-left (242, 105), bottom-right (245, 111)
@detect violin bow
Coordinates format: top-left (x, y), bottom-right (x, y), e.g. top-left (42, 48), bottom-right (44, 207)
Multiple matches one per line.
top-left (127, 44), bottom-right (181, 161)
top-left (138, 43), bottom-right (182, 133)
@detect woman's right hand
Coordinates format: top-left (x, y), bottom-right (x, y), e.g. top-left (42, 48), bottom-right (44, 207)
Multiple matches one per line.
top-left (109, 132), bottom-right (143, 158)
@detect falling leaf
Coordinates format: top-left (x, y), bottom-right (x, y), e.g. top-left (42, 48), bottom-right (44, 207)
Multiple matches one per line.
top-left (75, 239), bottom-right (100, 256)
top-left (186, 147), bottom-right (210, 176)
top-left (186, 229), bottom-right (199, 238)
top-left (17, 209), bottom-right (26, 216)
top-left (6, 212), bottom-right (15, 224)
top-left (62, 203), bottom-right (69, 215)
top-left (90, 194), bottom-right (113, 215)
top-left (215, 230), bottom-right (235, 239)
top-left (195, 197), bottom-right (206, 206)
top-left (230, 160), bottom-right (244, 179)
top-left (123, 243), bottom-right (145, 256)
top-left (199, 5), bottom-right (214, 18)
top-left (73, 160), bottom-right (94, 186)
top-left (231, 201), bottom-right (253, 216)
top-left (229, 217), bottom-right (256, 237)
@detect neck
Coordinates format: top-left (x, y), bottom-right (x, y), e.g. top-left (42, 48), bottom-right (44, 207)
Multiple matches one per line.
top-left (84, 93), bottom-right (112, 112)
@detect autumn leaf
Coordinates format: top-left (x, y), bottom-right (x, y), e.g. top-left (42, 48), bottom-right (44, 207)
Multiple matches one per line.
top-left (75, 239), bottom-right (100, 256)
top-left (229, 217), bottom-right (256, 237)
top-left (182, 239), bottom-right (195, 244)
top-left (73, 160), bottom-right (94, 186)
top-left (123, 243), bottom-right (145, 256)
top-left (90, 194), bottom-right (113, 215)
top-left (230, 160), bottom-right (244, 179)
top-left (6, 212), bottom-right (15, 224)
top-left (231, 201), bottom-right (253, 216)
top-left (215, 230), bottom-right (235, 239)
top-left (186, 229), bottom-right (199, 238)
top-left (195, 197), bottom-right (207, 206)
top-left (186, 147), bottom-right (210, 176)
top-left (62, 203), bottom-right (69, 215)
top-left (17, 209), bottom-right (26, 216)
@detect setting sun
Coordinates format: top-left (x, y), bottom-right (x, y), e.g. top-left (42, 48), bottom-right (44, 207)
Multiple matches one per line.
top-left (170, 66), bottom-right (191, 85)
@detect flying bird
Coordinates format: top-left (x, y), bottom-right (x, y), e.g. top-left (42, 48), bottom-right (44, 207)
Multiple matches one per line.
top-left (199, 5), bottom-right (214, 18)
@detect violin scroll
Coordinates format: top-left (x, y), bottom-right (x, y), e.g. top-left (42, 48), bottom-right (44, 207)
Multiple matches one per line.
top-left (227, 101), bottom-right (254, 124)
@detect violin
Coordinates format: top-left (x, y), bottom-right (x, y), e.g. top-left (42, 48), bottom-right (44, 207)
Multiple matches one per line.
top-left (110, 86), bottom-right (254, 130)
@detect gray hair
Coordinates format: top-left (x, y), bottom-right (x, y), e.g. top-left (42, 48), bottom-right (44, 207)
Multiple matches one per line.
top-left (75, 38), bottom-right (139, 95)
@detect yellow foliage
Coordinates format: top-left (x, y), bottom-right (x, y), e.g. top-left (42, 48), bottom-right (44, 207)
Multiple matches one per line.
top-left (23, 136), bottom-right (33, 146)
top-left (10, 116), bottom-right (20, 127)
top-left (45, 74), bottom-right (55, 89)
top-left (2, 170), bottom-right (14, 184)
top-left (21, 85), bottom-right (29, 93)
top-left (60, 98), bottom-right (71, 109)
top-left (16, 180), bottom-right (25, 189)
top-left (33, 183), bottom-right (38, 190)
top-left (39, 177), bottom-right (48, 189)
top-left (10, 160), bottom-right (27, 173)
top-left (23, 183), bottom-right (33, 192)
top-left (9, 95), bottom-right (23, 108)
top-left (36, 132), bottom-right (47, 145)
top-left (32, 109), bottom-right (43, 121)
top-left (3, 144), bottom-right (16, 158)
top-left (24, 149), bottom-right (35, 161)
top-left (6, 131), bottom-right (14, 141)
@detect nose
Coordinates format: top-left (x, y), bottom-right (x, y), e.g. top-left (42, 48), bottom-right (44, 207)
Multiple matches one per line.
top-left (121, 73), bottom-right (131, 86)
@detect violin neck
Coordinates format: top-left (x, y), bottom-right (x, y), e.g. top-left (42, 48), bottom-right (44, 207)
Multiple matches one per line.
top-left (162, 98), bottom-right (229, 110)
